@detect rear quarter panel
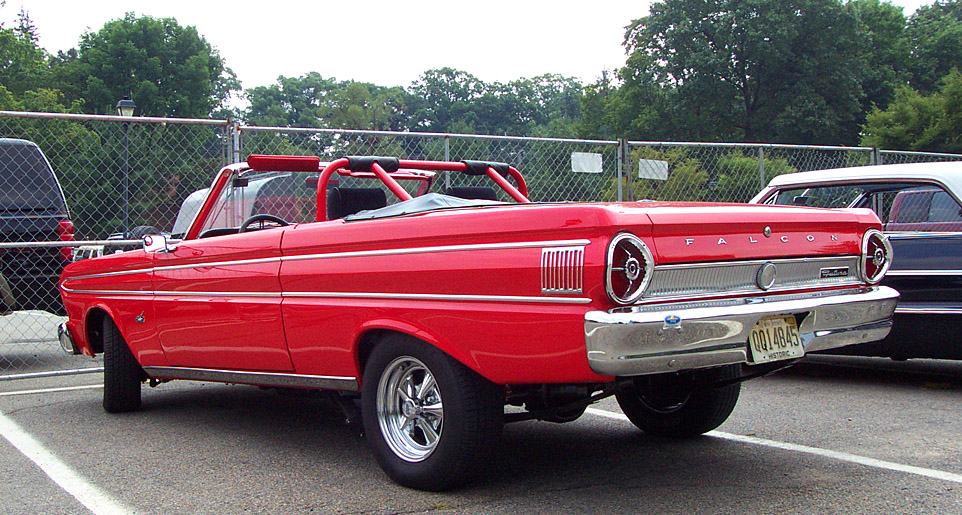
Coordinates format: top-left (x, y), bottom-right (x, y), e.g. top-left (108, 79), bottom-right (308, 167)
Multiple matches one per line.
top-left (279, 205), bottom-right (618, 385)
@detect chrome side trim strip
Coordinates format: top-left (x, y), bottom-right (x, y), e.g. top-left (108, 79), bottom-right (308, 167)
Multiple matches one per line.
top-left (153, 291), bottom-right (282, 298)
top-left (59, 286), bottom-right (152, 296)
top-left (66, 239), bottom-right (592, 281)
top-left (282, 239), bottom-right (592, 263)
top-left (154, 257), bottom-right (279, 273)
top-left (886, 270), bottom-right (962, 277)
top-left (59, 287), bottom-right (591, 304)
top-left (282, 291), bottom-right (592, 304)
top-left (65, 269), bottom-right (154, 281)
top-left (143, 366), bottom-right (359, 391)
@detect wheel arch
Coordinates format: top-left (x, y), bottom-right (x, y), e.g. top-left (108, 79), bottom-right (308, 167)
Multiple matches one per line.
top-left (83, 305), bottom-right (123, 355)
top-left (353, 320), bottom-right (488, 387)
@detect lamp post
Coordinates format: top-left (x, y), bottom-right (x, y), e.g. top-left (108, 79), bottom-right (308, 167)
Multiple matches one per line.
top-left (116, 97), bottom-right (136, 238)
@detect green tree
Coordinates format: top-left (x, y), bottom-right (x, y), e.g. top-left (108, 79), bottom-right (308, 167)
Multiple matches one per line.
top-left (715, 152), bottom-right (796, 202)
top-left (0, 8), bottom-right (49, 97)
top-left (861, 68), bottom-right (962, 153)
top-left (55, 13), bottom-right (238, 117)
top-left (622, 0), bottom-right (865, 144)
top-left (407, 68), bottom-right (582, 137)
top-left (906, 1), bottom-right (962, 95)
top-left (846, 0), bottom-right (911, 112)
top-left (245, 73), bottom-right (410, 131)
top-left (245, 72), bottom-right (343, 128)
top-left (323, 82), bottom-right (409, 131)
top-left (408, 68), bottom-right (486, 133)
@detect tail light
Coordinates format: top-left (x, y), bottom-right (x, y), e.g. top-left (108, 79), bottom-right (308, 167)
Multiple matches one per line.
top-left (605, 233), bottom-right (653, 305)
top-left (58, 220), bottom-right (75, 261)
top-left (859, 229), bottom-right (892, 284)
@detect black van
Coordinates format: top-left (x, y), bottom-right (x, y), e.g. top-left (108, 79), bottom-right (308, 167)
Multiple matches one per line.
top-left (0, 139), bottom-right (74, 315)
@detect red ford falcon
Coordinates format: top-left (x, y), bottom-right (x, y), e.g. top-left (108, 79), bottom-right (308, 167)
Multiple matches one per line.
top-left (58, 155), bottom-right (898, 490)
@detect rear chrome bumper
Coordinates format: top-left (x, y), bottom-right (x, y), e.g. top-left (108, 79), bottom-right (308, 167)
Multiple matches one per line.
top-left (584, 286), bottom-right (899, 376)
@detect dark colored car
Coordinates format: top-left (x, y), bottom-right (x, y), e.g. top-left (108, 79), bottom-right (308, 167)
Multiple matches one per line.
top-left (0, 138), bottom-right (74, 315)
top-left (752, 161), bottom-right (962, 360)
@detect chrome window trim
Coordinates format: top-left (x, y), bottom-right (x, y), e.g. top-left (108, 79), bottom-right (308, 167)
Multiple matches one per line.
top-left (886, 231), bottom-right (962, 240)
top-left (886, 270), bottom-right (962, 276)
top-left (65, 239), bottom-right (591, 281)
top-left (143, 366), bottom-right (359, 391)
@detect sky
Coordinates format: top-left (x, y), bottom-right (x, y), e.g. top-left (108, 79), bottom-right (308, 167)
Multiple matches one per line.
top-left (1, 0), bottom-right (937, 93)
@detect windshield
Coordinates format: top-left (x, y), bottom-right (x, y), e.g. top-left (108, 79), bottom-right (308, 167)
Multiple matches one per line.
top-left (197, 171), bottom-right (320, 235)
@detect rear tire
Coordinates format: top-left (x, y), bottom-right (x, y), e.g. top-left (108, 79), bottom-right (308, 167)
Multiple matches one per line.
top-left (615, 365), bottom-right (740, 438)
top-left (102, 317), bottom-right (144, 413)
top-left (361, 335), bottom-right (503, 491)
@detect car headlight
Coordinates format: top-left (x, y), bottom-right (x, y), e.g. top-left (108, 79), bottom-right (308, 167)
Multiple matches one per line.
top-left (860, 229), bottom-right (892, 284)
top-left (605, 232), bottom-right (653, 305)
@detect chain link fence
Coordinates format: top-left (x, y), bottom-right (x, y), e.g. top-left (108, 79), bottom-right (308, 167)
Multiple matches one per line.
top-left (1, 111), bottom-right (961, 378)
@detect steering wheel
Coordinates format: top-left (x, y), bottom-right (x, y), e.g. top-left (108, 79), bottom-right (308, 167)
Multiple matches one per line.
top-left (238, 214), bottom-right (289, 233)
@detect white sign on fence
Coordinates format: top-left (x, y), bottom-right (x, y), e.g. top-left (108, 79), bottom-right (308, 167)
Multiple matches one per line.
top-left (638, 159), bottom-right (669, 180)
top-left (571, 152), bottom-right (603, 173)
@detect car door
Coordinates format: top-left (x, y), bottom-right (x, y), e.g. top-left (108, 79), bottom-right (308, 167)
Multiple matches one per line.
top-left (882, 187), bottom-right (962, 309)
top-left (151, 228), bottom-right (293, 371)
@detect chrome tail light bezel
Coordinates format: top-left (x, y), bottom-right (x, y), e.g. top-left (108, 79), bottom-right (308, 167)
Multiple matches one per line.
top-left (859, 228), bottom-right (893, 284)
top-left (605, 232), bottom-right (654, 305)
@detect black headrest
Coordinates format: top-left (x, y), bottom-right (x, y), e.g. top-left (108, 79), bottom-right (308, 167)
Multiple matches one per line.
top-left (445, 187), bottom-right (499, 201)
top-left (327, 187), bottom-right (387, 220)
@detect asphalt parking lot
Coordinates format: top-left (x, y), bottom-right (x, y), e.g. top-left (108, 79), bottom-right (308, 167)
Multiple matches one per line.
top-left (0, 353), bottom-right (960, 515)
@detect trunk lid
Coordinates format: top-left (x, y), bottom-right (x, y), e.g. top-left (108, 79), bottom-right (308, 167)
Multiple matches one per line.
top-left (607, 202), bottom-right (870, 264)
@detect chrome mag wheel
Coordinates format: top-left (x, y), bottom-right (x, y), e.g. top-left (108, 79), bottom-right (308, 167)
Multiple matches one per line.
top-left (376, 356), bottom-right (444, 462)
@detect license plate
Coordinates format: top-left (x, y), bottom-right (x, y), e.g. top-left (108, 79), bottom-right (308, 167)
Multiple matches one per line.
top-left (748, 316), bottom-right (803, 364)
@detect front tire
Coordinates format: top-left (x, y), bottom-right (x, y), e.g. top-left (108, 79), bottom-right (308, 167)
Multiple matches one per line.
top-left (102, 317), bottom-right (145, 413)
top-left (615, 365), bottom-right (740, 438)
top-left (361, 335), bottom-right (503, 491)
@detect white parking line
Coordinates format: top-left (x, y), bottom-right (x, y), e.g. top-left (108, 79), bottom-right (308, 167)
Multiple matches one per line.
top-left (0, 384), bottom-right (103, 397)
top-left (0, 407), bottom-right (132, 515)
top-left (586, 407), bottom-right (962, 485)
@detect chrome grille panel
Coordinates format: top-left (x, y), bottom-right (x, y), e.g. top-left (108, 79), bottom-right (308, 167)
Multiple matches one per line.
top-left (541, 246), bottom-right (584, 294)
top-left (644, 256), bottom-right (861, 300)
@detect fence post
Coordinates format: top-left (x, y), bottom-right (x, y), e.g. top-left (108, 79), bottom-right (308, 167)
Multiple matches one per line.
top-left (617, 139), bottom-right (626, 202)
top-left (872, 147), bottom-right (882, 166)
top-left (758, 147), bottom-right (765, 190)
top-left (232, 122), bottom-right (242, 164)
top-left (444, 136), bottom-right (451, 191)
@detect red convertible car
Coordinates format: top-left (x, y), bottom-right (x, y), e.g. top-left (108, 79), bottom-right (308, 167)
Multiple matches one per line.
top-left (59, 155), bottom-right (899, 490)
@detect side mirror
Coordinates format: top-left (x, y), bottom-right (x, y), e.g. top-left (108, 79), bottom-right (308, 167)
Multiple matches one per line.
top-left (143, 234), bottom-right (176, 253)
